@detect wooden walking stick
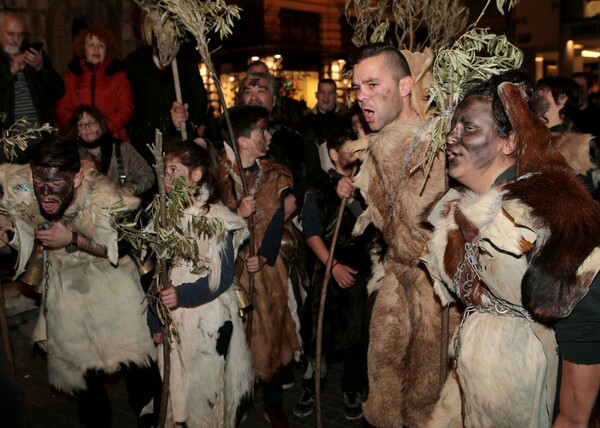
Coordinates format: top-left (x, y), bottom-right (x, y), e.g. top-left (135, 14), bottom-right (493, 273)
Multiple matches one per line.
top-left (151, 130), bottom-right (173, 428)
top-left (170, 58), bottom-right (187, 141)
top-left (314, 168), bottom-right (357, 428)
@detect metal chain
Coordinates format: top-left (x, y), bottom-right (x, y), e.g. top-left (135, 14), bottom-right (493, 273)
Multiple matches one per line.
top-left (42, 251), bottom-right (49, 316)
top-left (452, 236), bottom-right (534, 361)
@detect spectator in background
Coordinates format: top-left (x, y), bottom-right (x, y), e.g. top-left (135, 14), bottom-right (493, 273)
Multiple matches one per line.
top-left (570, 72), bottom-right (600, 143)
top-left (247, 60), bottom-right (305, 127)
top-left (304, 78), bottom-right (349, 174)
top-left (56, 27), bottom-right (133, 142)
top-left (67, 105), bottom-right (155, 197)
top-left (125, 12), bottom-right (208, 164)
top-left (533, 76), bottom-right (582, 133)
top-left (0, 8), bottom-right (64, 163)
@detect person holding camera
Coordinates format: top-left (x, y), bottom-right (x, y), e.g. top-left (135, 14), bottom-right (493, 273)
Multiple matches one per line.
top-left (0, 8), bottom-right (64, 163)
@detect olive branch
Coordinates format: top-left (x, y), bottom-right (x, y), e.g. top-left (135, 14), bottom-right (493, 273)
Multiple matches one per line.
top-left (0, 116), bottom-right (55, 161)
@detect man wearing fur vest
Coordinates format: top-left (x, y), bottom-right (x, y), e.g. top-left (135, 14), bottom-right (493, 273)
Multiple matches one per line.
top-left (337, 43), bottom-right (461, 427)
top-left (0, 139), bottom-right (159, 427)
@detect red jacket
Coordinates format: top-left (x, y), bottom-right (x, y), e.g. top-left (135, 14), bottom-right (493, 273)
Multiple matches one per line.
top-left (56, 58), bottom-right (133, 141)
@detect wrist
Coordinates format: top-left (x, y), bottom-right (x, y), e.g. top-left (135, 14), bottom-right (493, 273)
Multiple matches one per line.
top-left (65, 231), bottom-right (78, 253)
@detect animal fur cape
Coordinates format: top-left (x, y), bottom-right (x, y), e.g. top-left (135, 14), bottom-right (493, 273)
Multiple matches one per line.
top-left (0, 162), bottom-right (155, 393)
top-left (158, 191), bottom-right (253, 427)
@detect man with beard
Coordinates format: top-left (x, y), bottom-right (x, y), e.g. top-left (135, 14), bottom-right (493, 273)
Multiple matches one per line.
top-left (336, 43), bottom-right (461, 427)
top-left (0, 138), bottom-right (160, 427)
top-left (0, 8), bottom-right (64, 162)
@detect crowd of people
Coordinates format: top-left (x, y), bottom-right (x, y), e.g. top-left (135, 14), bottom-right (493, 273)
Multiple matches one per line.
top-left (0, 5), bottom-right (599, 428)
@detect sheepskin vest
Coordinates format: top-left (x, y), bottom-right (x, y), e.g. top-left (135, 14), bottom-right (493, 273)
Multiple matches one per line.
top-left (159, 192), bottom-right (253, 428)
top-left (0, 162), bottom-right (155, 393)
top-left (346, 115), bottom-right (461, 427)
top-left (423, 186), bottom-right (559, 427)
top-left (220, 156), bottom-right (302, 382)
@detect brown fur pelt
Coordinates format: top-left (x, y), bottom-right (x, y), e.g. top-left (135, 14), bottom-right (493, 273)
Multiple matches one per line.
top-left (499, 82), bottom-right (600, 323)
top-left (346, 115), bottom-right (461, 426)
top-left (221, 156), bottom-right (302, 382)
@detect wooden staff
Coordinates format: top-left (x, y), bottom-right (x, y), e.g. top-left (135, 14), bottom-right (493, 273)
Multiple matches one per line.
top-left (314, 168), bottom-right (357, 428)
top-left (439, 68), bottom-right (454, 390)
top-left (170, 58), bottom-right (187, 141)
top-left (205, 56), bottom-right (256, 344)
top-left (152, 130), bottom-right (172, 428)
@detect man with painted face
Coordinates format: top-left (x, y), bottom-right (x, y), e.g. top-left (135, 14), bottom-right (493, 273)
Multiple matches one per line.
top-left (336, 43), bottom-right (460, 426)
top-left (0, 138), bottom-right (160, 427)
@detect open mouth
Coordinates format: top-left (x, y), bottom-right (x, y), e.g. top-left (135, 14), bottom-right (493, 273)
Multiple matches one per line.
top-left (362, 109), bottom-right (374, 123)
top-left (40, 200), bottom-right (59, 213)
top-left (446, 150), bottom-right (460, 161)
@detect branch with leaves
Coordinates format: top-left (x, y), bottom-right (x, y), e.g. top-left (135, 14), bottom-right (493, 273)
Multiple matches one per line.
top-left (0, 118), bottom-right (54, 161)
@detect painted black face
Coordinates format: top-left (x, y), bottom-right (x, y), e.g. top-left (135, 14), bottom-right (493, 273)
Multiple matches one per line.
top-left (32, 166), bottom-right (75, 221)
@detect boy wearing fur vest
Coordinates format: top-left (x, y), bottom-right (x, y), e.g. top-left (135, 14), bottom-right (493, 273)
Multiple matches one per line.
top-left (220, 105), bottom-right (302, 428)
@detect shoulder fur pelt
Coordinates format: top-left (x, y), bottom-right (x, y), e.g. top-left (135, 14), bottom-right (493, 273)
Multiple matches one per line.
top-left (499, 82), bottom-right (600, 323)
top-left (0, 162), bottom-right (155, 394)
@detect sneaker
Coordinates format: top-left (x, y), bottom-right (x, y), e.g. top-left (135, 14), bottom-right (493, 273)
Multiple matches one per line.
top-left (281, 365), bottom-right (294, 390)
top-left (343, 392), bottom-right (363, 421)
top-left (293, 388), bottom-right (315, 418)
top-left (264, 403), bottom-right (290, 428)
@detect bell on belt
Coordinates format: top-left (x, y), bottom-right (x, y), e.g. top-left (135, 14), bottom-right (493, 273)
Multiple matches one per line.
top-left (235, 284), bottom-right (253, 320)
top-left (19, 242), bottom-right (45, 293)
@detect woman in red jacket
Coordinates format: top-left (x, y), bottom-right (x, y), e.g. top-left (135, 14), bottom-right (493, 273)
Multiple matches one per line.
top-left (56, 27), bottom-right (133, 141)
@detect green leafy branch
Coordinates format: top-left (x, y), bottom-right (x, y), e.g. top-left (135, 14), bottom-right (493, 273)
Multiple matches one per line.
top-left (0, 118), bottom-right (54, 161)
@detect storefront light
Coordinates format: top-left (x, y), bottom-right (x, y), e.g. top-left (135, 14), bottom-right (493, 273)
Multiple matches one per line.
top-left (582, 50), bottom-right (600, 58)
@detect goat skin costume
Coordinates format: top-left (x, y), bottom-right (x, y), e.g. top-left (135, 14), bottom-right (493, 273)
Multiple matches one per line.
top-left (345, 49), bottom-right (461, 427)
top-left (220, 155), bottom-right (302, 382)
top-left (423, 82), bottom-right (600, 427)
top-left (158, 192), bottom-right (254, 427)
top-left (0, 162), bottom-right (155, 393)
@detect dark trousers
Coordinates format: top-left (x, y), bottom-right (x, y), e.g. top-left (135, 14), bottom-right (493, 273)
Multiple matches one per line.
top-left (74, 361), bottom-right (161, 428)
top-left (261, 371), bottom-right (283, 405)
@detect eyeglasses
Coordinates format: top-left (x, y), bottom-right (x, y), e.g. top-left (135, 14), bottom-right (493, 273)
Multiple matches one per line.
top-left (77, 120), bottom-right (99, 130)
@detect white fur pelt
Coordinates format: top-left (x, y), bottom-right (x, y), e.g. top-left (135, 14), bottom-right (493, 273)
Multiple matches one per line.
top-left (0, 163), bottom-right (155, 393)
top-left (423, 187), bottom-right (558, 427)
top-left (159, 199), bottom-right (253, 427)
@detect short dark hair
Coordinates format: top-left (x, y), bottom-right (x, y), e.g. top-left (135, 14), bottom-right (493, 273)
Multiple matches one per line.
top-left (459, 70), bottom-right (534, 138)
top-left (223, 105), bottom-right (270, 146)
top-left (30, 138), bottom-right (81, 175)
top-left (326, 125), bottom-right (356, 152)
top-left (351, 43), bottom-right (411, 80)
top-left (318, 78), bottom-right (337, 90)
top-left (537, 76), bottom-right (583, 111)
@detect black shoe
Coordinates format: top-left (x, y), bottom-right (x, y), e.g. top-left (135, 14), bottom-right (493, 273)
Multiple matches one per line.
top-left (343, 392), bottom-right (363, 420)
top-left (293, 388), bottom-right (315, 418)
